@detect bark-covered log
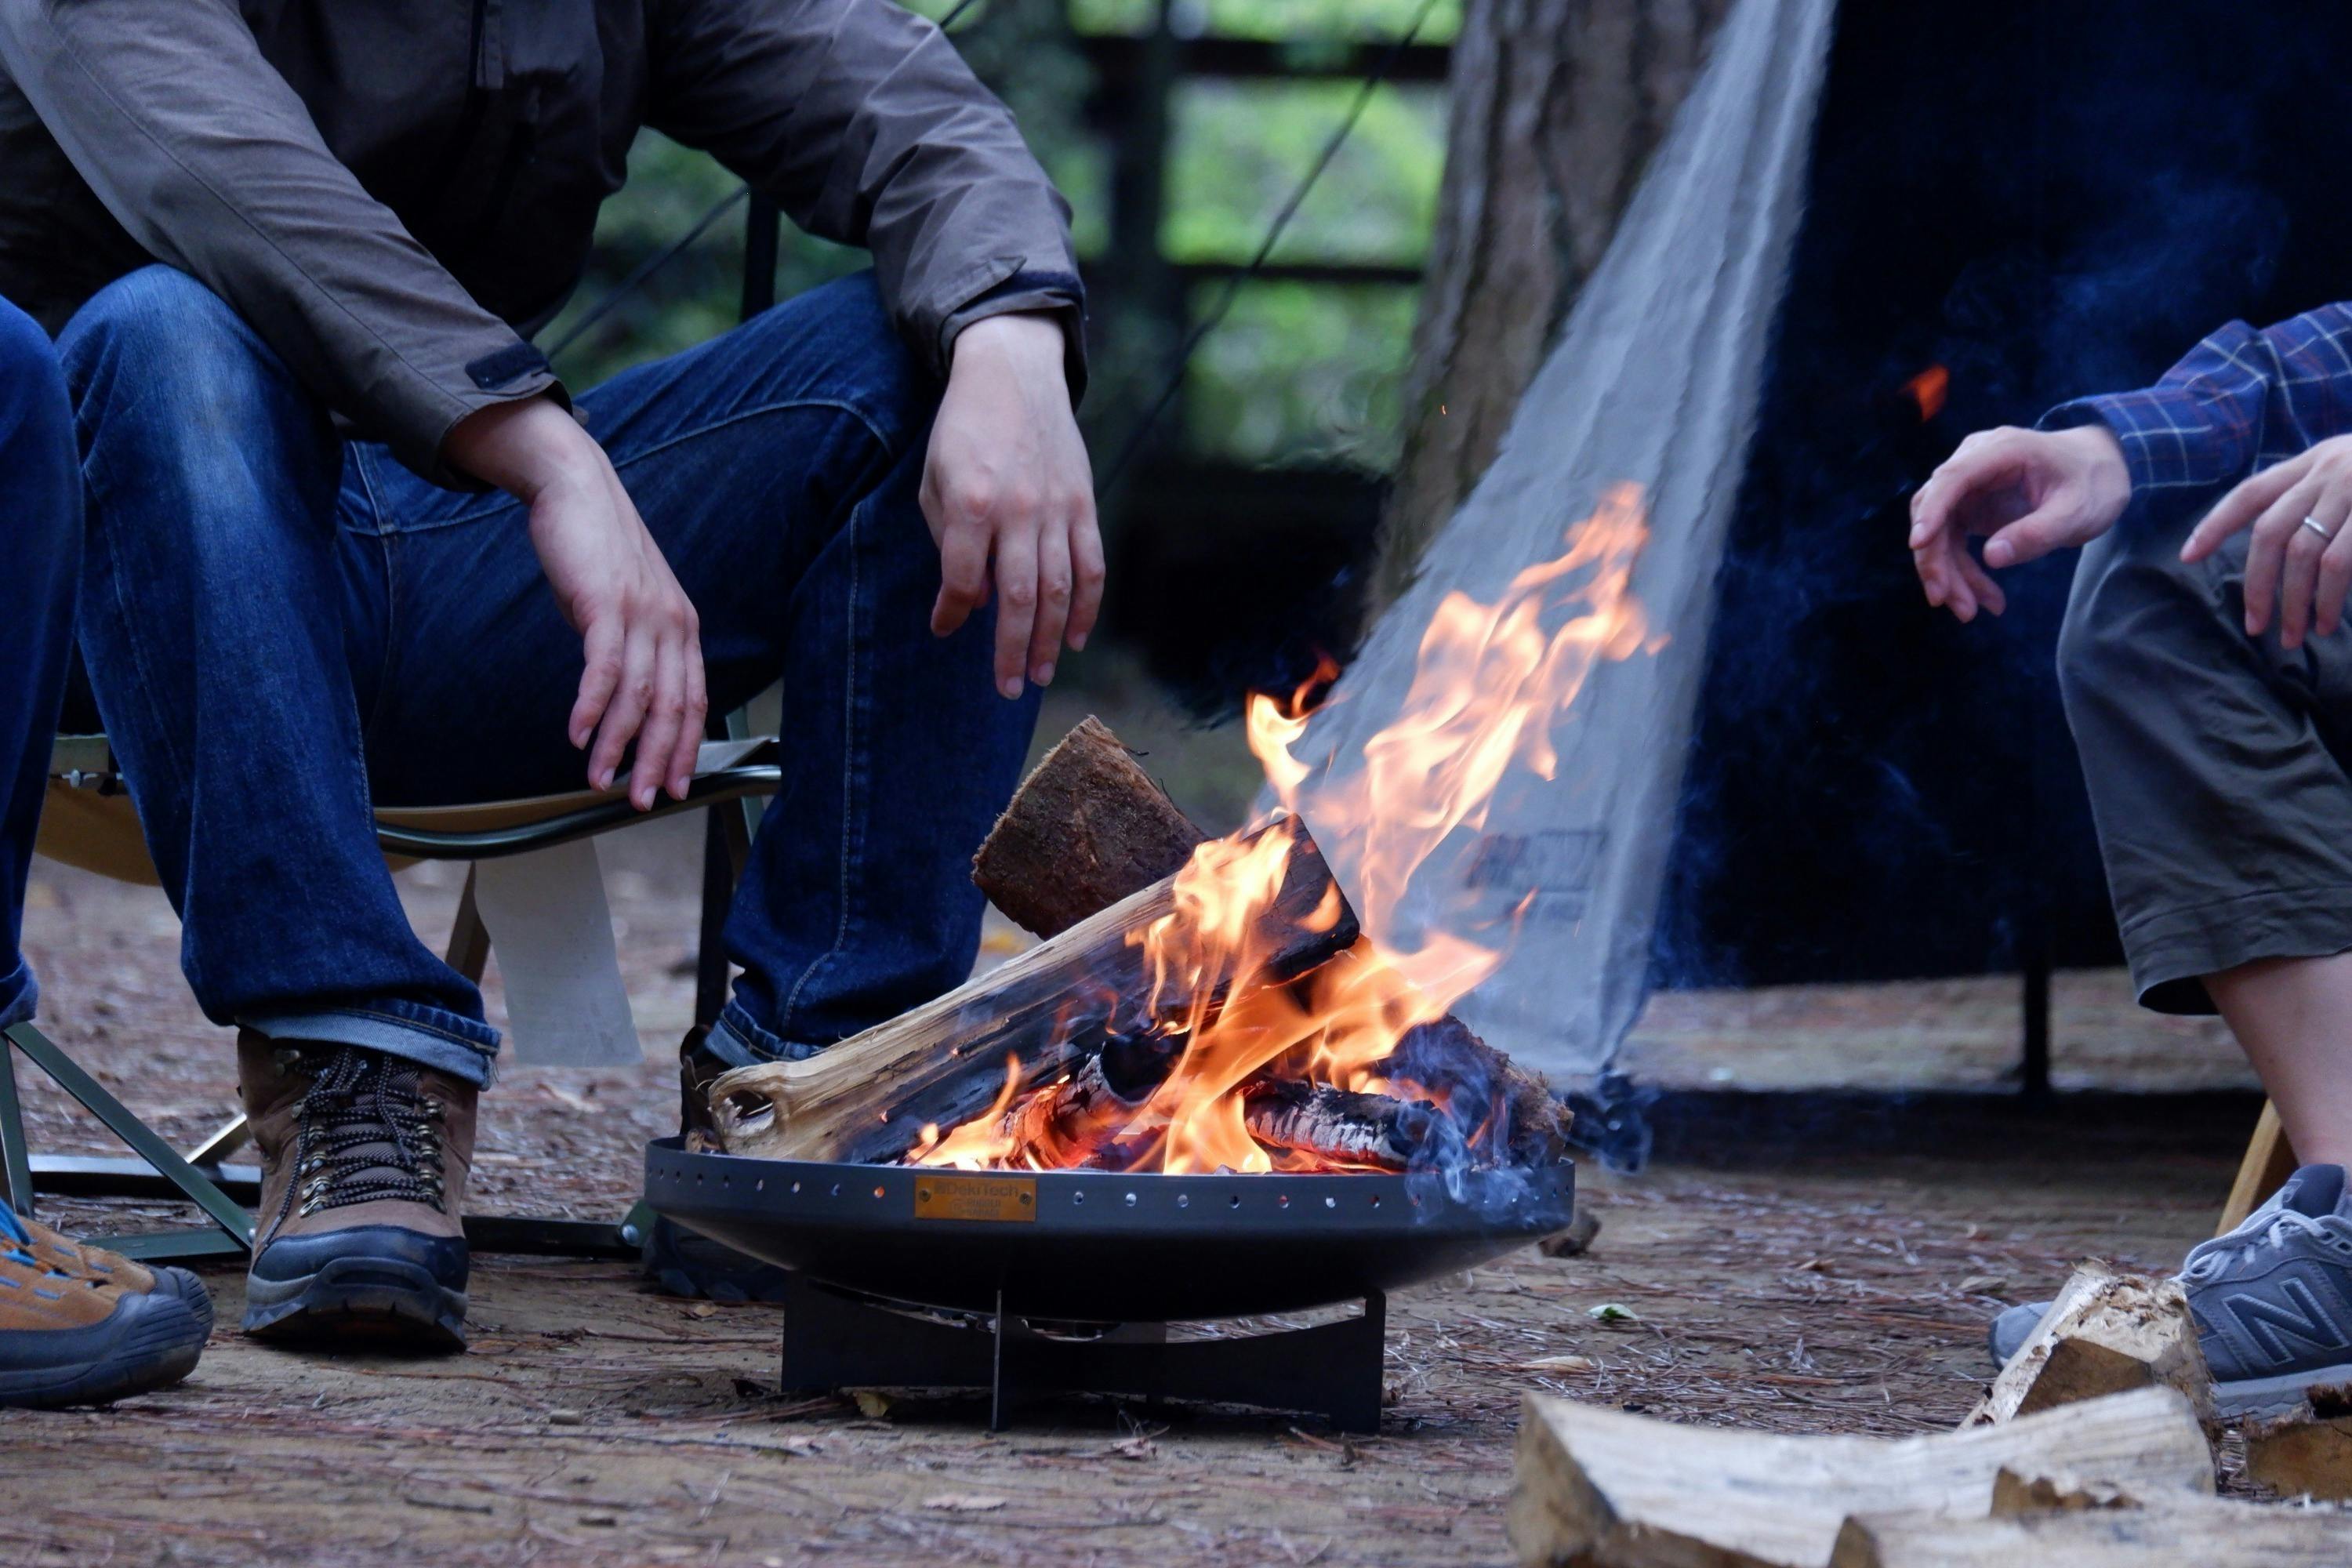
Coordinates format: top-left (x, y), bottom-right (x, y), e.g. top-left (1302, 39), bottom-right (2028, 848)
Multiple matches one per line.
top-left (710, 822), bottom-right (1356, 1165)
top-left (972, 717), bottom-right (1205, 938)
top-left (1379, 0), bottom-right (1734, 611)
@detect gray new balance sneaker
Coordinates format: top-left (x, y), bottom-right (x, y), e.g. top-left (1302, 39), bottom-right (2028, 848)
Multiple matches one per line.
top-left (2182, 1163), bottom-right (2352, 1417)
top-left (1985, 1163), bottom-right (2352, 1418)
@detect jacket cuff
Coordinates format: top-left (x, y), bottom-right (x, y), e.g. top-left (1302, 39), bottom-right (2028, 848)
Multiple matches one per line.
top-left (2038, 390), bottom-right (2233, 495)
top-left (405, 339), bottom-right (571, 491)
top-left (938, 267), bottom-right (1089, 407)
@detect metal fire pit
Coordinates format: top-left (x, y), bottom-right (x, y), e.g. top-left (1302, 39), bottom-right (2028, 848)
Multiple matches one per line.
top-left (644, 1137), bottom-right (1573, 1429)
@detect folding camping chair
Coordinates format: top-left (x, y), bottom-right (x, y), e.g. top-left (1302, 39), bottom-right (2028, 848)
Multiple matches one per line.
top-left (2, 720), bottom-right (778, 1261)
top-left (0, 194), bottom-right (799, 1263)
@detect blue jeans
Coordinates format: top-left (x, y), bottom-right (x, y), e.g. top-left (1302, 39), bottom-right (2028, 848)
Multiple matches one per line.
top-left (58, 266), bottom-right (1038, 1087)
top-left (0, 299), bottom-right (82, 1032)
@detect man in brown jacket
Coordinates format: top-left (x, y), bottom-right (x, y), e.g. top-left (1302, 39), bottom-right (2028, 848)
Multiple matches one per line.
top-left (0, 0), bottom-right (1098, 1350)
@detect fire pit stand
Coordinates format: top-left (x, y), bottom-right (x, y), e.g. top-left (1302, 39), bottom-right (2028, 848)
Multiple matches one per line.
top-left (644, 1137), bottom-right (1573, 1431)
top-left (779, 1272), bottom-right (1388, 1432)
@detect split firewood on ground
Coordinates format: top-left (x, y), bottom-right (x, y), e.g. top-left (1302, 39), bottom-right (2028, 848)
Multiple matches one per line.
top-left (1962, 1261), bottom-right (2210, 1427)
top-left (1827, 1497), bottom-right (2352, 1567)
top-left (1507, 1385), bottom-right (2215, 1568)
top-left (709, 717), bottom-right (1570, 1171)
top-left (2245, 1385), bottom-right (2352, 1501)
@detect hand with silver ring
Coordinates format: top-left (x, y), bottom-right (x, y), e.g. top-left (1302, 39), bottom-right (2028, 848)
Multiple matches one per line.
top-left (2185, 434), bottom-right (2352, 648)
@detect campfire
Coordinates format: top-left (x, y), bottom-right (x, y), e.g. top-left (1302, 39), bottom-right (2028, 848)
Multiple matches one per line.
top-left (706, 485), bottom-right (1656, 1178)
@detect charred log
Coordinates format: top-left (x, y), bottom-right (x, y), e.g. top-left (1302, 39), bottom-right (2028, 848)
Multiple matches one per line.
top-left (972, 717), bottom-right (1206, 938)
top-left (931, 1028), bottom-right (1187, 1170)
top-left (1243, 1080), bottom-right (1457, 1172)
top-left (1373, 1014), bottom-right (1570, 1169)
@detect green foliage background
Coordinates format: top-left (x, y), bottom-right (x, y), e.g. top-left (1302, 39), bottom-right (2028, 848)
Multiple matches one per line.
top-left (539, 0), bottom-right (1450, 477)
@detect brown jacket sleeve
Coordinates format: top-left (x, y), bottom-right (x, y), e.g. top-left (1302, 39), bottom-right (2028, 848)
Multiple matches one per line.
top-left (648, 0), bottom-right (1087, 394)
top-left (0, 0), bottom-right (561, 486)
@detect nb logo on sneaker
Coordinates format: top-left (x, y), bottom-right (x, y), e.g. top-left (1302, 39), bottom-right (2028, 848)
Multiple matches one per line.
top-left (2225, 1276), bottom-right (2347, 1368)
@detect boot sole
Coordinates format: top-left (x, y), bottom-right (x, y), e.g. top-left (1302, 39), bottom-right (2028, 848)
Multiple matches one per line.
top-left (243, 1256), bottom-right (467, 1352)
top-left (2213, 1359), bottom-right (2352, 1419)
top-left (0, 1296), bottom-right (207, 1409)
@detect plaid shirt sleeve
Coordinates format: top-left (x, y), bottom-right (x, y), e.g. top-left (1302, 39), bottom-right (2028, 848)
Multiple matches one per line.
top-left (2039, 304), bottom-right (2352, 495)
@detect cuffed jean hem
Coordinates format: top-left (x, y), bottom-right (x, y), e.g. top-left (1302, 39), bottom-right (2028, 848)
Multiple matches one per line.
top-left (710, 1004), bottom-right (826, 1068)
top-left (0, 959), bottom-right (34, 1031)
top-left (243, 1005), bottom-right (502, 1088)
top-left (2120, 883), bottom-right (2352, 1017)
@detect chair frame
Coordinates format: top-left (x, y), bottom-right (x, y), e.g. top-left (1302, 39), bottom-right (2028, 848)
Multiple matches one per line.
top-left (2, 722), bottom-right (776, 1262)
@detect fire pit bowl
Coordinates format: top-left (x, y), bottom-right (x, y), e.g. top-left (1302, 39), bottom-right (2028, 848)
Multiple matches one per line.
top-left (644, 1137), bottom-right (1574, 1323)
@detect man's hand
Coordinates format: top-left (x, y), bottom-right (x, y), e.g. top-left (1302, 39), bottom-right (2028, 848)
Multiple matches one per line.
top-left (444, 397), bottom-right (706, 810)
top-left (2183, 434), bottom-right (2352, 649)
top-left (1907, 424), bottom-right (2132, 621)
top-left (921, 313), bottom-right (1102, 698)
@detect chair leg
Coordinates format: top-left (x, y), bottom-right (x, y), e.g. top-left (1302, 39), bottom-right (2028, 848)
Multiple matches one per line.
top-left (448, 864), bottom-right (492, 984)
top-left (0, 1035), bottom-right (33, 1217)
top-left (2, 1022), bottom-right (252, 1249)
top-left (2219, 1098), bottom-right (2298, 1236)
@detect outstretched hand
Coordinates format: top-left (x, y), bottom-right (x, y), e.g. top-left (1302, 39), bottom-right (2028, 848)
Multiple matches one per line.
top-left (1907, 424), bottom-right (2132, 620)
top-left (921, 313), bottom-right (1102, 698)
top-left (445, 396), bottom-right (706, 811)
top-left (2182, 434), bottom-right (2352, 649)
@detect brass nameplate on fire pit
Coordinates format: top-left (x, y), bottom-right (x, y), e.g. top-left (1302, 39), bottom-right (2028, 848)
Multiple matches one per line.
top-left (913, 1175), bottom-right (1038, 1223)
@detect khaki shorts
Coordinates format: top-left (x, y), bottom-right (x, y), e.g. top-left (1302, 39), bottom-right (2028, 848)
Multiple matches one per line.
top-left (2060, 515), bottom-right (2352, 1014)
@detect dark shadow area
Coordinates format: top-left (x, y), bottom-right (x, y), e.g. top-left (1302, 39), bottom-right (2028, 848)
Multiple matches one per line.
top-left (1657, 0), bottom-right (2352, 990)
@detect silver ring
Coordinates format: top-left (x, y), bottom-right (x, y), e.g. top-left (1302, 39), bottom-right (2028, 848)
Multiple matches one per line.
top-left (2306, 515), bottom-right (2339, 543)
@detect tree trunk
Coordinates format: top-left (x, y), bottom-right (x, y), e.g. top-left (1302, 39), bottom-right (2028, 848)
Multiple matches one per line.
top-left (1377, 0), bottom-right (1735, 608)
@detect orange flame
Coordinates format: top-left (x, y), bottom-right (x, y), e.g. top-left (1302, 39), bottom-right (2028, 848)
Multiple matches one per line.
top-left (915, 483), bottom-right (1657, 1173)
top-left (1903, 365), bottom-right (1948, 423)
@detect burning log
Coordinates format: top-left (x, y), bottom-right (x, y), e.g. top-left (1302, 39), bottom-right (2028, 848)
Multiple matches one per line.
top-left (709, 822), bottom-right (1356, 1165)
top-left (1242, 1080), bottom-right (1449, 1172)
top-left (1374, 1014), bottom-right (1571, 1170)
top-left (924, 1029), bottom-right (1185, 1170)
top-left (971, 716), bottom-right (1205, 938)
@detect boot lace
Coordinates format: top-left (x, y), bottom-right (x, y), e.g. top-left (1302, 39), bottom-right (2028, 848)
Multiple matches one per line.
top-left (281, 1046), bottom-right (448, 1219)
top-left (2181, 1203), bottom-right (2352, 1285)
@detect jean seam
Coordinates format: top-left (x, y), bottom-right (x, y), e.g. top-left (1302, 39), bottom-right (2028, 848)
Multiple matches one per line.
top-left (775, 495), bottom-right (871, 1033)
top-left (80, 447), bottom-right (194, 795)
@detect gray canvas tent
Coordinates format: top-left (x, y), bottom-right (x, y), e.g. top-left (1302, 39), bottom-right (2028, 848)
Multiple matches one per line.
top-left (1283, 0), bottom-right (1838, 1080)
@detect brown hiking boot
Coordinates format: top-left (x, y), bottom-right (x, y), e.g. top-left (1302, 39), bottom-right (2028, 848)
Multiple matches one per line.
top-left (237, 1032), bottom-right (475, 1350)
top-left (0, 1202), bottom-right (206, 1407)
top-left (19, 1212), bottom-right (215, 1337)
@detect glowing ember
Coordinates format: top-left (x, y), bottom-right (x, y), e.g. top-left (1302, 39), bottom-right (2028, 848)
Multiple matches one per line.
top-left (912, 484), bottom-right (1657, 1174)
top-left (1903, 364), bottom-right (1949, 423)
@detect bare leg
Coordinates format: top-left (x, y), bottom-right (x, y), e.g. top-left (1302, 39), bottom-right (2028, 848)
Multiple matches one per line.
top-left (2205, 952), bottom-right (2352, 1168)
